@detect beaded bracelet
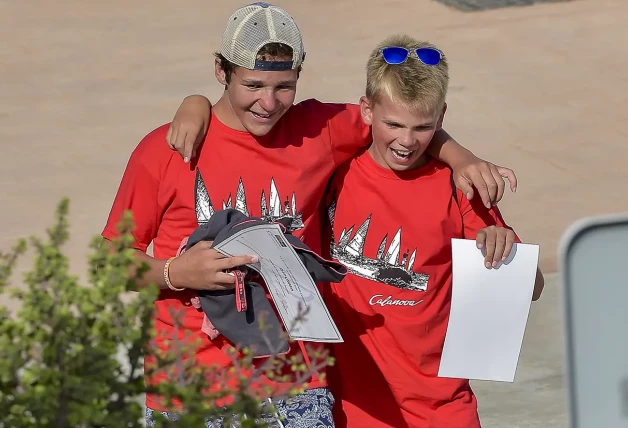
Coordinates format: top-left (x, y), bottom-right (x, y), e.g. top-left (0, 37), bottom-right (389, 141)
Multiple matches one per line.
top-left (164, 257), bottom-right (185, 291)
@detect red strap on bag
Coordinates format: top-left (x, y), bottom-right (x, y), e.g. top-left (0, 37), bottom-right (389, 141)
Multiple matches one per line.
top-left (233, 269), bottom-right (247, 312)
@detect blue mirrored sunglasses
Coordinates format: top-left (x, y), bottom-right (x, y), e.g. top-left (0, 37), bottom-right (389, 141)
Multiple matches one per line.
top-left (380, 46), bottom-right (442, 66)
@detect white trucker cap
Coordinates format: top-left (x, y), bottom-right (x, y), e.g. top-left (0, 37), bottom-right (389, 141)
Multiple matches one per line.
top-left (220, 2), bottom-right (305, 71)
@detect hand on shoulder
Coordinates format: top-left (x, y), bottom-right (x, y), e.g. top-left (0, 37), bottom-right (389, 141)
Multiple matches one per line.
top-left (452, 158), bottom-right (517, 208)
top-left (166, 95), bottom-right (212, 163)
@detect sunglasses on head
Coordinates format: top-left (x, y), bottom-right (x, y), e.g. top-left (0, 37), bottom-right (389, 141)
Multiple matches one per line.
top-left (380, 46), bottom-right (442, 66)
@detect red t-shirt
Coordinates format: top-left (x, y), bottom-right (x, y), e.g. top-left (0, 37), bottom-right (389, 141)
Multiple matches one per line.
top-left (101, 99), bottom-right (370, 411)
top-left (324, 150), bottom-right (518, 428)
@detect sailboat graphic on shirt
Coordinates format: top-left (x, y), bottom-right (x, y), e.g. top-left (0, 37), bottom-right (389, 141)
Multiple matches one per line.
top-left (194, 169), bottom-right (304, 232)
top-left (328, 198), bottom-right (429, 292)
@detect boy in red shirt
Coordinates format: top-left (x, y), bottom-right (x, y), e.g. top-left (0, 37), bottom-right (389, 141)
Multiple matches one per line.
top-left (322, 34), bottom-right (545, 427)
top-left (103, 3), bottom-right (521, 427)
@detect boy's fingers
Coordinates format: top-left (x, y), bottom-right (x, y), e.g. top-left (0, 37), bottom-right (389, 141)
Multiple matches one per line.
top-left (503, 232), bottom-right (515, 261)
top-left (166, 126), bottom-right (174, 149)
top-left (492, 230), bottom-right (506, 266)
top-left (484, 230), bottom-right (496, 268)
top-left (476, 230), bottom-right (486, 249)
top-left (475, 182), bottom-right (491, 209)
top-left (466, 166), bottom-right (492, 208)
top-left (183, 132), bottom-right (196, 163)
top-left (452, 172), bottom-right (474, 201)
top-left (490, 165), bottom-right (505, 203)
top-left (460, 180), bottom-right (475, 201)
top-left (175, 131), bottom-right (187, 158)
top-left (212, 272), bottom-right (237, 287)
top-left (480, 166), bottom-right (499, 206)
top-left (169, 128), bottom-right (179, 151)
top-left (217, 255), bottom-right (258, 270)
top-left (497, 166), bottom-right (518, 192)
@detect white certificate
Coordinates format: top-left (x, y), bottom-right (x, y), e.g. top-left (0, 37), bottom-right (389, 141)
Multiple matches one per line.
top-left (213, 223), bottom-right (343, 343)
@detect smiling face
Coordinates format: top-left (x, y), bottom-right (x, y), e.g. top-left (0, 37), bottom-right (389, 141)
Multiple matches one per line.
top-left (361, 95), bottom-right (446, 171)
top-left (214, 58), bottom-right (299, 137)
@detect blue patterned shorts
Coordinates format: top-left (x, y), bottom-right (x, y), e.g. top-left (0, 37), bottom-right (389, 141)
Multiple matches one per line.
top-left (145, 387), bottom-right (335, 428)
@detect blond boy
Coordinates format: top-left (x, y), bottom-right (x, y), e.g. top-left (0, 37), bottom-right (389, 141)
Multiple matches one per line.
top-left (323, 34), bottom-right (544, 428)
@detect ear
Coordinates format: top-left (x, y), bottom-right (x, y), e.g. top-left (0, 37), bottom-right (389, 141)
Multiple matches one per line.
top-left (215, 57), bottom-right (228, 86)
top-left (359, 96), bottom-right (374, 126)
top-left (435, 103), bottom-right (447, 131)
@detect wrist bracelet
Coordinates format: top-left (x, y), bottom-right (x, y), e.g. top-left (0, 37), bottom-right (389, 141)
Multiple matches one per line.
top-left (164, 257), bottom-right (185, 291)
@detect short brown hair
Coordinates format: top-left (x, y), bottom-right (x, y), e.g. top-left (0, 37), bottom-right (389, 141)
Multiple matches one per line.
top-left (366, 34), bottom-right (449, 114)
top-left (215, 42), bottom-right (299, 84)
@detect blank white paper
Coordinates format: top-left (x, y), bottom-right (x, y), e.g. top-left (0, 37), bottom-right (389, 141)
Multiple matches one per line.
top-left (438, 238), bottom-right (539, 382)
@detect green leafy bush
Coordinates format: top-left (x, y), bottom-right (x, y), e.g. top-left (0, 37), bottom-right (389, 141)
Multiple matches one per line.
top-left (0, 199), bottom-right (331, 427)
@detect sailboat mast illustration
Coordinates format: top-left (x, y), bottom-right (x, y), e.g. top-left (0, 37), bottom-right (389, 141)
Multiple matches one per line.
top-left (385, 228), bottom-right (402, 265)
top-left (338, 226), bottom-right (353, 249)
top-left (269, 179), bottom-right (281, 217)
top-left (195, 169), bottom-right (214, 224)
top-left (376, 235), bottom-right (388, 260)
top-left (222, 195), bottom-right (232, 210)
top-left (345, 216), bottom-right (371, 258)
top-left (408, 249), bottom-right (416, 271)
top-left (260, 190), bottom-right (267, 217)
top-left (235, 178), bottom-right (249, 216)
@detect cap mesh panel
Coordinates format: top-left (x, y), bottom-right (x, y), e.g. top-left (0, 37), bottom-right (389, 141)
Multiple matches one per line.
top-left (220, 4), bottom-right (304, 70)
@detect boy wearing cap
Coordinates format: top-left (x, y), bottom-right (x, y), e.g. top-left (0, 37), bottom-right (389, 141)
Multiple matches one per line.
top-left (103, 3), bottom-right (518, 427)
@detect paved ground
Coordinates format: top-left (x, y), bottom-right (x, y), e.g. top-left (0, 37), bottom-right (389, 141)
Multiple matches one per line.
top-left (3, 0), bottom-right (626, 426)
top-left (473, 273), bottom-right (568, 427)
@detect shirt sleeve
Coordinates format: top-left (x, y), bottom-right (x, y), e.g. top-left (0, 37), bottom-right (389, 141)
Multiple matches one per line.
top-left (101, 124), bottom-right (173, 252)
top-left (457, 189), bottom-right (521, 242)
top-left (324, 103), bottom-right (372, 167)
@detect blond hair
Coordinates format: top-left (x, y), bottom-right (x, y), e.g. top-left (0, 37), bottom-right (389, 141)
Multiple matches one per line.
top-left (366, 34), bottom-right (449, 114)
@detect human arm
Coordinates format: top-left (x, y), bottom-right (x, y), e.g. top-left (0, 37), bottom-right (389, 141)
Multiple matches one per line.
top-left (164, 97), bottom-right (518, 206)
top-left (426, 129), bottom-right (517, 208)
top-left (106, 245), bottom-right (256, 292)
top-left (165, 95), bottom-right (212, 163)
top-left (103, 125), bottom-right (254, 292)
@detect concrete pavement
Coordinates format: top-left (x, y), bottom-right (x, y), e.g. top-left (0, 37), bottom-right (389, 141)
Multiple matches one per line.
top-left (473, 273), bottom-right (568, 427)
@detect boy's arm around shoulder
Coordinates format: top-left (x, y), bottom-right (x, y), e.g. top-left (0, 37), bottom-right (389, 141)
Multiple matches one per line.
top-left (163, 97), bottom-right (369, 167)
top-left (166, 95), bottom-right (212, 163)
top-left (457, 189), bottom-right (545, 301)
top-left (428, 129), bottom-right (517, 208)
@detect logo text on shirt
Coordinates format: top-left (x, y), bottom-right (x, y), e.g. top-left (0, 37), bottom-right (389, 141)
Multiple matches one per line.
top-left (369, 294), bottom-right (423, 307)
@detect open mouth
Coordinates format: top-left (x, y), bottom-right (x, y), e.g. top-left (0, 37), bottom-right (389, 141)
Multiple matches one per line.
top-left (391, 148), bottom-right (414, 161)
top-left (250, 111), bottom-right (275, 120)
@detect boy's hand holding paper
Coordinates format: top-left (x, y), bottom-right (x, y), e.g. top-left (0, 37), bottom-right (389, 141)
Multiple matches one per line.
top-left (438, 238), bottom-right (540, 383)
